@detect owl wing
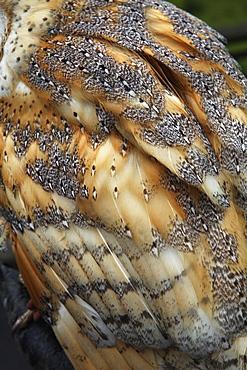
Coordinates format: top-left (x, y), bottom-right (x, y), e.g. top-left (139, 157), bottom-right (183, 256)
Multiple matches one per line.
top-left (23, 0), bottom-right (246, 209)
top-left (1, 0), bottom-right (247, 369)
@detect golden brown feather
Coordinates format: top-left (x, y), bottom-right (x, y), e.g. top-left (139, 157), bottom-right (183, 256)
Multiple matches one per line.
top-left (0, 0), bottom-right (247, 369)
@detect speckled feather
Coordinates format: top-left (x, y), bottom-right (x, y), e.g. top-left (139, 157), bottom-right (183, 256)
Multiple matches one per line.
top-left (0, 0), bottom-right (247, 369)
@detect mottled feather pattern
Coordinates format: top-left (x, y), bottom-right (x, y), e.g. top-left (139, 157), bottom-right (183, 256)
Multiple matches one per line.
top-left (0, 0), bottom-right (247, 369)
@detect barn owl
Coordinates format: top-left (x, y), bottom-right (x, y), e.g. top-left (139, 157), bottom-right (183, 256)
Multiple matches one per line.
top-left (0, 0), bottom-right (247, 369)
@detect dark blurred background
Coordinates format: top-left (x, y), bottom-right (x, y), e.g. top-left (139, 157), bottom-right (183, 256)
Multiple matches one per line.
top-left (0, 302), bottom-right (32, 370)
top-left (0, 1), bottom-right (246, 369)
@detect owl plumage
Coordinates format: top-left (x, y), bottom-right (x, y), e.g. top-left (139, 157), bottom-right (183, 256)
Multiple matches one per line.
top-left (0, 0), bottom-right (247, 369)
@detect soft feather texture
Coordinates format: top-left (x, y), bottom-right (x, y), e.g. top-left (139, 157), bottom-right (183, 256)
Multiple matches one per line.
top-left (0, 0), bottom-right (247, 369)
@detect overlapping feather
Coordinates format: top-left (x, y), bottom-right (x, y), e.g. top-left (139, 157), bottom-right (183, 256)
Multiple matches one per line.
top-left (0, 0), bottom-right (247, 369)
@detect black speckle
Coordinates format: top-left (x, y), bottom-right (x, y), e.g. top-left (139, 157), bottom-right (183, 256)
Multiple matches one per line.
top-left (100, 332), bottom-right (109, 341)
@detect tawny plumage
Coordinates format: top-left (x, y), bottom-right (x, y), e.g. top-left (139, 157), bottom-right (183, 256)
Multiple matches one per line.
top-left (0, 0), bottom-right (247, 368)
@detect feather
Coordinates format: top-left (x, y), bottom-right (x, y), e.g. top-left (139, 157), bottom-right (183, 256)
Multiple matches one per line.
top-left (0, 0), bottom-right (247, 369)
